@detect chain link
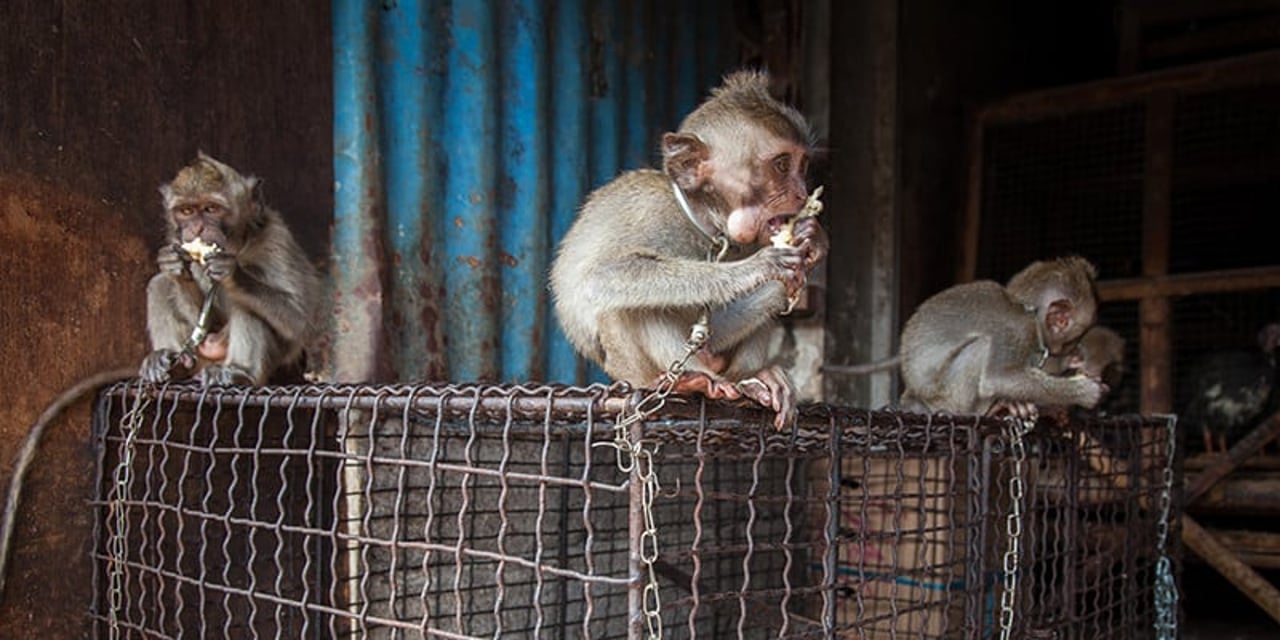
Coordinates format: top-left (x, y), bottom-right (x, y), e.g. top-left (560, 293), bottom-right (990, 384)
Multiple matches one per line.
top-left (997, 416), bottom-right (1032, 640)
top-left (106, 380), bottom-right (152, 638)
top-left (1153, 416), bottom-right (1179, 639)
top-left (598, 239), bottom-right (729, 639)
top-left (600, 313), bottom-right (709, 640)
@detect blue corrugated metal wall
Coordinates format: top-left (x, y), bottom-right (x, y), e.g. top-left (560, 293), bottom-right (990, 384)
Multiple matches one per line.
top-left (330, 0), bottom-right (736, 384)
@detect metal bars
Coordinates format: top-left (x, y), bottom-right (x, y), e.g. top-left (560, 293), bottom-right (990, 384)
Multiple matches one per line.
top-left (90, 383), bottom-right (1180, 639)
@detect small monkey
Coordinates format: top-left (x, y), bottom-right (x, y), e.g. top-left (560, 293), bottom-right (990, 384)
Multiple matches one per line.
top-left (140, 153), bottom-right (321, 385)
top-left (550, 71), bottom-right (828, 429)
top-left (1039, 324), bottom-right (1126, 424)
top-left (3, 155), bottom-right (323, 598)
top-left (898, 256), bottom-right (1105, 419)
top-left (1045, 325), bottom-right (1125, 391)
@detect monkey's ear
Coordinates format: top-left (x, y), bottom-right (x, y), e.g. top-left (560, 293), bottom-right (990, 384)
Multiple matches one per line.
top-left (247, 176), bottom-right (267, 216)
top-left (1045, 300), bottom-right (1075, 336)
top-left (662, 132), bottom-right (711, 190)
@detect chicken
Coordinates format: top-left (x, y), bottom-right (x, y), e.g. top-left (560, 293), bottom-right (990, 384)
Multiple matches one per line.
top-left (1179, 323), bottom-right (1280, 453)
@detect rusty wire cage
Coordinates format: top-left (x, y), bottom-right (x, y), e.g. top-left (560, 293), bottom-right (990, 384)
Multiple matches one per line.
top-left (90, 382), bottom-right (1181, 639)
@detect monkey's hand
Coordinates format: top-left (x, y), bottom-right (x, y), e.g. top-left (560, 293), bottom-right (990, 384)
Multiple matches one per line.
top-left (202, 250), bottom-right (238, 282)
top-left (988, 399), bottom-right (1039, 421)
top-left (158, 244), bottom-right (191, 279)
top-left (736, 366), bottom-right (797, 430)
top-left (139, 348), bottom-right (196, 384)
top-left (1069, 374), bottom-right (1107, 409)
top-left (790, 216), bottom-right (829, 271)
top-left (753, 244), bottom-right (809, 299)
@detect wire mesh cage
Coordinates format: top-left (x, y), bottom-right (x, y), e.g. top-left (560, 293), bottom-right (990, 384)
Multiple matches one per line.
top-left (90, 382), bottom-right (1181, 639)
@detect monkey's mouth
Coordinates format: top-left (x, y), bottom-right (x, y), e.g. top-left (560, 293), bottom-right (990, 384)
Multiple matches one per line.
top-left (766, 214), bottom-right (800, 246)
top-left (767, 214), bottom-right (796, 235)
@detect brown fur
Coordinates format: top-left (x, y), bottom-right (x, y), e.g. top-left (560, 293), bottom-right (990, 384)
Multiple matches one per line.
top-left (550, 71), bottom-right (827, 428)
top-left (898, 257), bottom-right (1103, 415)
top-left (140, 153), bottom-right (321, 385)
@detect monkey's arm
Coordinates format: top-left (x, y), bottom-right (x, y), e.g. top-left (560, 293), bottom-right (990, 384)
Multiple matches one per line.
top-left (706, 281), bottom-right (789, 352)
top-left (589, 246), bottom-right (804, 312)
top-left (221, 260), bottom-right (316, 342)
top-left (980, 366), bottom-right (1104, 409)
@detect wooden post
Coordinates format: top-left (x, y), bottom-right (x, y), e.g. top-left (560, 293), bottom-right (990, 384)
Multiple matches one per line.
top-left (1139, 94), bottom-right (1173, 415)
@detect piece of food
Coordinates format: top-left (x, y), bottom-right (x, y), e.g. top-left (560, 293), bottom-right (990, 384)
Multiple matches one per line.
top-left (771, 185), bottom-right (824, 248)
top-left (180, 238), bottom-right (223, 265)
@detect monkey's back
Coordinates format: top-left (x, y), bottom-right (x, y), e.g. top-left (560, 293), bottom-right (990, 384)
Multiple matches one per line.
top-left (549, 169), bottom-right (703, 365)
top-left (899, 280), bottom-right (1035, 413)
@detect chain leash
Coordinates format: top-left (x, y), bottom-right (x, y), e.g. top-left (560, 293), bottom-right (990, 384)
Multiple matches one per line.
top-left (604, 316), bottom-right (708, 640)
top-left (1153, 415), bottom-right (1179, 639)
top-left (598, 237), bottom-right (728, 640)
top-left (997, 416), bottom-right (1032, 640)
top-left (106, 380), bottom-right (152, 638)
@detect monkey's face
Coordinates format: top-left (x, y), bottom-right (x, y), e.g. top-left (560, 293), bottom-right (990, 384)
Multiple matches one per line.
top-left (718, 135), bottom-right (811, 246)
top-left (167, 198), bottom-right (236, 248)
top-left (160, 155), bottom-right (260, 251)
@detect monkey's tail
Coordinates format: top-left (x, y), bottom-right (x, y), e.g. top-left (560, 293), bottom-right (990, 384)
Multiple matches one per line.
top-left (0, 367), bottom-right (136, 599)
top-left (821, 354), bottom-right (901, 375)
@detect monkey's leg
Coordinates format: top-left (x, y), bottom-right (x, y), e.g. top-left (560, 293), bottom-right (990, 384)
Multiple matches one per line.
top-left (1202, 430), bottom-right (1214, 454)
top-left (140, 274), bottom-right (204, 383)
top-left (597, 308), bottom-right (719, 386)
top-left (706, 282), bottom-right (789, 354)
top-left (202, 308), bottom-right (279, 386)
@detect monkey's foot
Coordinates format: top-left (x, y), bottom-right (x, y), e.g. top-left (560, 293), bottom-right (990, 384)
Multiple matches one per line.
top-left (988, 400), bottom-right (1039, 421)
top-left (661, 371), bottom-right (742, 401)
top-left (199, 364), bottom-right (255, 387)
top-left (139, 349), bottom-right (196, 384)
top-left (736, 367), bottom-right (797, 430)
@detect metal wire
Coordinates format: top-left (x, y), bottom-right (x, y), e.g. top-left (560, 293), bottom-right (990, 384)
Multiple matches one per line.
top-left (89, 383), bottom-right (1181, 639)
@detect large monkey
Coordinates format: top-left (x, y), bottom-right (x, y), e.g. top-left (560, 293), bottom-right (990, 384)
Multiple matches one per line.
top-left (550, 71), bottom-right (828, 429)
top-left (898, 256), bottom-right (1105, 418)
top-left (140, 153), bottom-right (321, 385)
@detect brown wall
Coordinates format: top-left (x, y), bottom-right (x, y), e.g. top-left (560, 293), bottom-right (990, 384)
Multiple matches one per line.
top-left (0, 3), bottom-right (331, 637)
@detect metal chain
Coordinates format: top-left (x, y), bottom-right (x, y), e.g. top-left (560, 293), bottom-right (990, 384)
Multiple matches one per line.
top-left (997, 416), bottom-right (1032, 640)
top-left (1153, 416), bottom-right (1179, 639)
top-left (599, 238), bottom-right (727, 640)
top-left (106, 380), bottom-right (152, 638)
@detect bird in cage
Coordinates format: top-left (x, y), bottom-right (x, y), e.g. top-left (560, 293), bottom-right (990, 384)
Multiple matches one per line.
top-left (1179, 322), bottom-right (1280, 454)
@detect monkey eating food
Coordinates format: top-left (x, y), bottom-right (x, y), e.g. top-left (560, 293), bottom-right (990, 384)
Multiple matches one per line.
top-left (4, 154), bottom-right (324, 598)
top-left (898, 256), bottom-right (1106, 420)
top-left (550, 70), bottom-right (828, 429)
top-left (139, 152), bottom-right (322, 386)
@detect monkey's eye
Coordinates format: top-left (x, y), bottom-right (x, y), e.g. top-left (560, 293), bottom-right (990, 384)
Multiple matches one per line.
top-left (773, 154), bottom-right (792, 175)
top-left (174, 206), bottom-right (197, 219)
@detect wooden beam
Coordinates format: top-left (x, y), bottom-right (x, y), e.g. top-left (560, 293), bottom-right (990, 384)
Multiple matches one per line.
top-left (1183, 515), bottom-right (1280, 625)
top-left (978, 50), bottom-right (1280, 123)
top-left (1186, 410), bottom-right (1280, 504)
top-left (1097, 266), bottom-right (1280, 302)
